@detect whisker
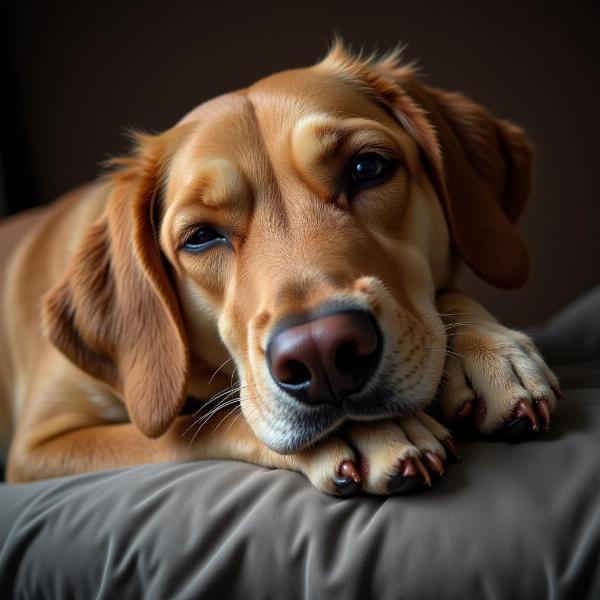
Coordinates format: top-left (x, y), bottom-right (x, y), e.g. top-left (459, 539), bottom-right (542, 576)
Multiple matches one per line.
top-left (207, 349), bottom-right (249, 386)
top-left (187, 399), bottom-right (242, 446)
top-left (182, 392), bottom-right (245, 440)
top-left (191, 397), bottom-right (241, 430)
top-left (185, 384), bottom-right (246, 421)
top-left (224, 408), bottom-right (245, 435)
top-left (208, 355), bottom-right (237, 386)
top-left (213, 403), bottom-right (242, 433)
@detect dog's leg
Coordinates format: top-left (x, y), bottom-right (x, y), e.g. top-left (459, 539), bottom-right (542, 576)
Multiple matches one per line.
top-left (436, 290), bottom-right (562, 439)
top-left (8, 397), bottom-right (457, 496)
top-left (7, 405), bottom-right (354, 493)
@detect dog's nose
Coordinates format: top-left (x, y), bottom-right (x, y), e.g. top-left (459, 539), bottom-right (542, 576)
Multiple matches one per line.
top-left (267, 310), bottom-right (382, 405)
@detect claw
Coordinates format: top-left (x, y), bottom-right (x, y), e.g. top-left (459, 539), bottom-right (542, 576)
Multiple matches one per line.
top-left (534, 397), bottom-right (552, 432)
top-left (414, 456), bottom-right (432, 487)
top-left (423, 451), bottom-right (445, 477)
top-left (388, 457), bottom-right (421, 495)
top-left (399, 457), bottom-right (417, 478)
top-left (442, 437), bottom-right (462, 462)
top-left (338, 460), bottom-right (361, 483)
top-left (514, 398), bottom-right (539, 432)
top-left (334, 460), bottom-right (362, 497)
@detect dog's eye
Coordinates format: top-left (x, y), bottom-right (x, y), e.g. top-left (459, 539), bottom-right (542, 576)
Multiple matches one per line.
top-left (183, 226), bottom-right (227, 252)
top-left (349, 153), bottom-right (393, 187)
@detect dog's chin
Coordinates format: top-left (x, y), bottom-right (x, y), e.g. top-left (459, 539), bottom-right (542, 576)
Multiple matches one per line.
top-left (251, 388), bottom-right (428, 455)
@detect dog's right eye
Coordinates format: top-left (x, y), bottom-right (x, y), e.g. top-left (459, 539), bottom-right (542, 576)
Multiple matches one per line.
top-left (183, 226), bottom-right (227, 252)
top-left (346, 152), bottom-right (395, 197)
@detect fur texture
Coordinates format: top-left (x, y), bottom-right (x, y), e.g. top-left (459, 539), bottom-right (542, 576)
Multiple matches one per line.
top-left (0, 42), bottom-right (559, 494)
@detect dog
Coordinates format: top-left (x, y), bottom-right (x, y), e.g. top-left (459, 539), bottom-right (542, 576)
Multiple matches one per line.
top-left (0, 41), bottom-right (560, 496)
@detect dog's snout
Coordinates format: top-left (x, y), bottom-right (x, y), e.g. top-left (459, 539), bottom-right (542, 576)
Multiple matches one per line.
top-left (267, 310), bottom-right (382, 405)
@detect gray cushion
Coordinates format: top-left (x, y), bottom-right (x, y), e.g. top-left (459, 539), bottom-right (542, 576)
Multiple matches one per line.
top-left (1, 287), bottom-right (599, 599)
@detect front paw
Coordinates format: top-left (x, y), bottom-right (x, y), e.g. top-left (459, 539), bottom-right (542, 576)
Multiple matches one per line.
top-left (294, 413), bottom-right (459, 496)
top-left (440, 322), bottom-right (562, 440)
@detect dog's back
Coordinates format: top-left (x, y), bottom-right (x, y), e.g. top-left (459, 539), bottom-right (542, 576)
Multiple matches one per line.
top-left (0, 183), bottom-right (108, 456)
top-left (0, 209), bottom-right (45, 454)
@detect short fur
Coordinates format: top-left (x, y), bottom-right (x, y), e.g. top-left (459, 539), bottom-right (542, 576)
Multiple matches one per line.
top-left (0, 42), bottom-right (559, 494)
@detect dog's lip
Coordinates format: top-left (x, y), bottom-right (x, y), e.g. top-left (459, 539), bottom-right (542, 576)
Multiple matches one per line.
top-left (260, 391), bottom-right (414, 453)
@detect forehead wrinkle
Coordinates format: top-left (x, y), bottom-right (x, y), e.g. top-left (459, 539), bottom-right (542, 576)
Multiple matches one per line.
top-left (166, 95), bottom-right (277, 226)
top-left (241, 92), bottom-right (290, 232)
top-left (173, 158), bottom-right (248, 212)
top-left (246, 69), bottom-right (407, 186)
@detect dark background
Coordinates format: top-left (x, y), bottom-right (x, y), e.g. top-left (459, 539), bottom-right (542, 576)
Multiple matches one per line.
top-left (1, 0), bottom-right (598, 326)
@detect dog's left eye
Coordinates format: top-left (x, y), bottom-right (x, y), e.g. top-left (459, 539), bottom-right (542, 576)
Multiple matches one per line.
top-left (349, 153), bottom-right (393, 187)
top-left (183, 226), bottom-right (227, 252)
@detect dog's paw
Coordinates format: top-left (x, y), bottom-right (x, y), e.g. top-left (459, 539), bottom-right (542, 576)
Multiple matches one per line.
top-left (440, 322), bottom-right (562, 440)
top-left (294, 413), bottom-right (459, 497)
top-left (348, 412), bottom-right (459, 495)
top-left (292, 437), bottom-right (363, 497)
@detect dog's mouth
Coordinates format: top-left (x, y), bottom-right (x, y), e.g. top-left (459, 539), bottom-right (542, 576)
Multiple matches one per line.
top-left (244, 348), bottom-right (439, 455)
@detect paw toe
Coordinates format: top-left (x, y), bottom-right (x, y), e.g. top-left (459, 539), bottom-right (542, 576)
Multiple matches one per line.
top-left (388, 458), bottom-right (422, 495)
top-left (422, 450), bottom-right (445, 477)
top-left (333, 460), bottom-right (362, 497)
top-left (496, 398), bottom-right (541, 442)
top-left (442, 437), bottom-right (462, 462)
top-left (534, 397), bottom-right (552, 431)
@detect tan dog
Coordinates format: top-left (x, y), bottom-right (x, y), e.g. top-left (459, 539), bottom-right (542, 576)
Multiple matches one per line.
top-left (0, 42), bottom-right (560, 496)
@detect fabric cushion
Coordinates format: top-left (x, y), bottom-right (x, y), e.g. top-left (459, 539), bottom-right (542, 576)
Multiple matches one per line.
top-left (1, 288), bottom-right (599, 599)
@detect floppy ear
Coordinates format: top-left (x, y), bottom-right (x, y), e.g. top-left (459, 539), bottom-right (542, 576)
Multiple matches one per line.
top-left (320, 43), bottom-right (533, 288)
top-left (398, 79), bottom-right (532, 288)
top-left (42, 131), bottom-right (189, 437)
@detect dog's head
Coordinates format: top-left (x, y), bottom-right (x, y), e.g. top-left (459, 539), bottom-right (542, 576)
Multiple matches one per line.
top-left (44, 43), bottom-right (532, 452)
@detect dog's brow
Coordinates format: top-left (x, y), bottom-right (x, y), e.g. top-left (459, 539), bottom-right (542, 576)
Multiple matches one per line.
top-left (174, 158), bottom-right (249, 212)
top-left (291, 114), bottom-right (402, 182)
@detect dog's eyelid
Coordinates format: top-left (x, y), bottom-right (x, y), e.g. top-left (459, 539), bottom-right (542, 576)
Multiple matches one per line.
top-left (178, 223), bottom-right (229, 251)
top-left (344, 131), bottom-right (399, 155)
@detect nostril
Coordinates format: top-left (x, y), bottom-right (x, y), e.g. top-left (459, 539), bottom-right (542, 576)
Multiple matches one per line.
top-left (335, 341), bottom-right (366, 374)
top-left (278, 360), bottom-right (312, 386)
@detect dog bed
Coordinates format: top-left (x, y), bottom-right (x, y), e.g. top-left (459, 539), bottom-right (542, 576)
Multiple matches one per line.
top-left (1, 287), bottom-right (599, 599)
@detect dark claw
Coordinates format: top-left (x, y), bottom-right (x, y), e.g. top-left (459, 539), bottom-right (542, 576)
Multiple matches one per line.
top-left (414, 456), bottom-right (432, 486)
top-left (495, 398), bottom-right (540, 442)
top-left (442, 437), bottom-right (462, 462)
top-left (388, 457), bottom-right (421, 495)
top-left (534, 397), bottom-right (552, 432)
top-left (423, 451), bottom-right (445, 477)
top-left (514, 398), bottom-right (539, 431)
top-left (334, 460), bottom-right (362, 497)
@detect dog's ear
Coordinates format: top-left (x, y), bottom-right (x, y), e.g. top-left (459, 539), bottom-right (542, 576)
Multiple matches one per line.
top-left (320, 44), bottom-right (532, 288)
top-left (43, 129), bottom-right (189, 437)
top-left (398, 79), bottom-right (532, 288)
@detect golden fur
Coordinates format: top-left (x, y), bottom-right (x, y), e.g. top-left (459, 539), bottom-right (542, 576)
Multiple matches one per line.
top-left (0, 42), bottom-right (559, 494)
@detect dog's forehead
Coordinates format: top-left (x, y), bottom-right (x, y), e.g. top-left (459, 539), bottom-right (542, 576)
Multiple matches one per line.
top-left (245, 65), bottom-right (391, 135)
top-left (176, 67), bottom-right (390, 158)
top-left (167, 66), bottom-right (396, 199)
